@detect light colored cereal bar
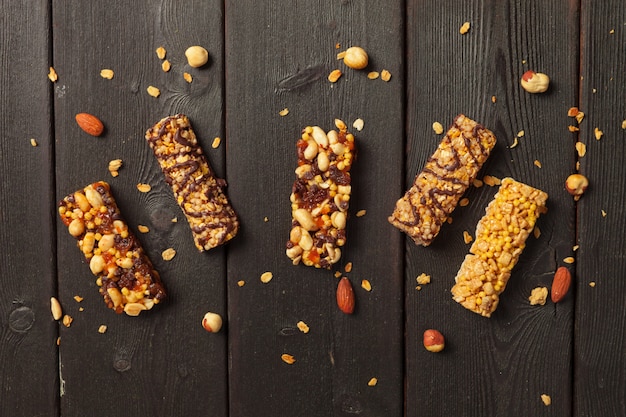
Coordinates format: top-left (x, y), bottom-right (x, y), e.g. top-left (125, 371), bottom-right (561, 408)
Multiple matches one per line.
top-left (286, 120), bottom-right (355, 269)
top-left (145, 114), bottom-right (239, 251)
top-left (389, 114), bottom-right (496, 246)
top-left (58, 181), bottom-right (166, 316)
top-left (451, 178), bottom-right (548, 317)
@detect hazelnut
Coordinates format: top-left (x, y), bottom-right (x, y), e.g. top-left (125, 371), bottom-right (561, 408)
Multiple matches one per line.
top-left (342, 46), bottom-right (369, 70)
top-left (202, 312), bottom-right (223, 333)
top-left (185, 45), bottom-right (209, 68)
top-left (565, 174), bottom-right (589, 201)
top-left (520, 70), bottom-right (550, 93)
top-left (423, 329), bottom-right (445, 352)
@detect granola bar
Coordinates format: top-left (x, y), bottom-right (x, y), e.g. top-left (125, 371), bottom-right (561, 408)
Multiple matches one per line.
top-left (145, 114), bottom-right (238, 251)
top-left (286, 120), bottom-right (355, 269)
top-left (388, 114), bottom-right (497, 246)
top-left (58, 181), bottom-right (166, 316)
top-left (451, 178), bottom-right (548, 317)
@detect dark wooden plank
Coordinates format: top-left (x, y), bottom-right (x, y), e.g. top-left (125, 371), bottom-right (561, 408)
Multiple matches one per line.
top-left (53, 1), bottom-right (228, 415)
top-left (576, 2), bottom-right (626, 415)
top-left (225, 1), bottom-right (405, 415)
top-left (405, 1), bottom-right (578, 415)
top-left (0, 1), bottom-right (59, 416)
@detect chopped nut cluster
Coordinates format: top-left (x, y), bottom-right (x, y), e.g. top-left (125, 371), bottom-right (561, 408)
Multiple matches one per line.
top-left (58, 182), bottom-right (167, 315)
top-left (286, 121), bottom-right (356, 268)
top-left (451, 178), bottom-right (548, 317)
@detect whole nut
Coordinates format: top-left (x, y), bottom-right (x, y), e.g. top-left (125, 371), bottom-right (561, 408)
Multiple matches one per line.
top-left (520, 70), bottom-right (550, 93)
top-left (551, 266), bottom-right (572, 303)
top-left (342, 46), bottom-right (369, 70)
top-left (202, 312), bottom-right (223, 333)
top-left (185, 46), bottom-right (209, 68)
top-left (423, 329), bottom-right (445, 352)
top-left (565, 174), bottom-right (588, 201)
top-left (75, 113), bottom-right (104, 136)
top-left (336, 277), bottom-right (355, 314)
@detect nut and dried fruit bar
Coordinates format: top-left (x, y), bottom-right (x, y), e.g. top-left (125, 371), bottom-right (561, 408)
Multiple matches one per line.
top-left (451, 178), bottom-right (548, 317)
top-left (286, 120), bottom-right (355, 269)
top-left (58, 181), bottom-right (166, 316)
top-left (145, 114), bottom-right (239, 251)
top-left (388, 114), bottom-right (497, 246)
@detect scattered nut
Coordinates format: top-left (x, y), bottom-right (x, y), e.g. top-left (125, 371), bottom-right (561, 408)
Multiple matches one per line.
top-left (575, 111), bottom-right (585, 124)
top-left (594, 127), bottom-right (603, 140)
top-left (183, 72), bottom-right (193, 83)
top-left (341, 46), bottom-right (369, 70)
top-left (423, 329), bottom-right (445, 352)
top-left (155, 46), bottom-right (166, 60)
top-left (73, 295), bottom-right (83, 303)
top-left (563, 256), bottom-right (575, 264)
top-left (281, 353), bottom-right (296, 364)
top-left (212, 137), bottom-right (221, 149)
top-left (459, 21), bottom-right (471, 34)
top-left (575, 141), bottom-right (586, 157)
top-left (621, 119), bottom-right (626, 129)
top-left (100, 69), bottom-right (114, 79)
top-left (534, 159), bottom-right (542, 168)
top-left (328, 69), bottom-right (342, 83)
top-left (137, 183), bottom-right (152, 193)
top-left (161, 248), bottom-right (176, 261)
top-left (48, 66), bottom-right (58, 82)
top-left (367, 71), bottom-right (380, 79)
top-left (416, 273), bottom-right (431, 285)
top-left (353, 118), bottom-right (364, 131)
top-left (147, 85), bottom-right (161, 98)
top-left (75, 113), bottom-right (105, 137)
top-left (565, 174), bottom-right (588, 200)
top-left (568, 125), bottom-right (580, 132)
top-left (137, 225), bottom-right (149, 233)
top-left (551, 267), bottom-right (572, 303)
top-left (459, 198), bottom-right (469, 207)
top-left (50, 297), bottom-right (63, 320)
top-left (260, 271), bottom-right (273, 283)
top-left (185, 45), bottom-right (209, 67)
top-left (529, 287), bottom-right (548, 305)
top-left (567, 107), bottom-right (579, 117)
top-left (336, 277), bottom-right (355, 314)
top-left (108, 159), bottom-right (122, 177)
top-left (541, 394), bottom-right (552, 406)
top-left (380, 69), bottom-right (391, 82)
top-left (483, 175), bottom-right (501, 186)
top-left (520, 70), bottom-right (550, 93)
top-left (62, 314), bottom-right (73, 328)
top-left (297, 321), bottom-right (310, 334)
top-left (432, 122), bottom-right (444, 134)
top-left (202, 312), bottom-right (223, 333)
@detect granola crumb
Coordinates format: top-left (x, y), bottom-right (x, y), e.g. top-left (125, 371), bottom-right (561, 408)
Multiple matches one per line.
top-left (353, 118), bottom-right (364, 131)
top-left (30, 138), bottom-right (38, 147)
top-left (48, 66), bottom-right (58, 82)
top-left (380, 69), bottom-right (391, 82)
top-left (589, 281), bottom-right (596, 287)
top-left (297, 321), bottom-right (310, 333)
top-left (432, 121), bottom-right (444, 135)
top-left (361, 279), bottom-right (372, 292)
top-left (529, 287), bottom-right (548, 305)
top-left (416, 273), bottom-right (431, 286)
top-left (162, 248), bottom-right (176, 261)
top-left (260, 271), bottom-right (273, 283)
top-left (367, 377), bottom-right (378, 387)
top-left (281, 353), bottom-right (296, 364)
top-left (356, 209), bottom-right (367, 217)
top-left (563, 256), bottom-right (575, 264)
top-left (367, 71), bottom-right (380, 80)
top-left (541, 394), bottom-right (551, 406)
top-left (594, 127), bottom-right (603, 140)
top-left (463, 230), bottom-right (473, 244)
top-left (100, 69), bottom-right (114, 79)
top-left (212, 137), bottom-right (221, 149)
top-left (237, 280), bottom-right (245, 287)
top-left (459, 21), bottom-right (471, 34)
top-left (98, 324), bottom-right (107, 334)
top-left (279, 108), bottom-right (289, 116)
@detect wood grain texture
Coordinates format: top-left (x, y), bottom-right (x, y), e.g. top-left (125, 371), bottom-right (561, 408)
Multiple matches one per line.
top-left (53, 1), bottom-right (228, 415)
top-left (225, 1), bottom-right (404, 416)
top-left (405, 1), bottom-right (578, 416)
top-left (0, 1), bottom-right (58, 416)
top-left (576, 1), bottom-right (626, 415)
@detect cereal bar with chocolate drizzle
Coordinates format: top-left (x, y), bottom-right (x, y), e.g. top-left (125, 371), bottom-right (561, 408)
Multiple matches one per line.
top-left (451, 178), bottom-right (548, 317)
top-left (388, 114), bottom-right (497, 246)
top-left (145, 114), bottom-right (239, 251)
top-left (286, 120), bottom-right (355, 269)
top-left (58, 181), bottom-right (166, 316)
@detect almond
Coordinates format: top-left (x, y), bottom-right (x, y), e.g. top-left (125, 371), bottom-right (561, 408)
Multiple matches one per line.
top-left (423, 329), bottom-right (445, 352)
top-left (336, 277), bottom-right (355, 314)
top-left (551, 266), bottom-right (572, 303)
top-left (75, 113), bottom-right (104, 136)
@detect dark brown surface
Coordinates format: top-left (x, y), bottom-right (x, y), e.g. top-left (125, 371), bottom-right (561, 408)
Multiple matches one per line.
top-left (0, 1), bottom-right (624, 416)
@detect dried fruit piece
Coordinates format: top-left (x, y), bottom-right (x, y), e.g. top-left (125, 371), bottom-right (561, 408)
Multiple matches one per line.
top-left (423, 329), bottom-right (445, 352)
top-left (551, 266), bottom-right (572, 303)
top-left (202, 312), bottom-right (223, 333)
top-left (336, 277), bottom-right (355, 314)
top-left (75, 113), bottom-right (104, 137)
top-left (520, 70), bottom-right (550, 93)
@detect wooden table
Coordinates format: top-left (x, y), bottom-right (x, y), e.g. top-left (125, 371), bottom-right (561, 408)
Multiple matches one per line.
top-left (2, 1), bottom-right (624, 416)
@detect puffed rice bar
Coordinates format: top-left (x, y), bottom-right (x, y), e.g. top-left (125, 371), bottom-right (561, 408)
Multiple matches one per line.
top-left (286, 120), bottom-right (355, 269)
top-left (145, 114), bottom-right (239, 251)
top-left (388, 114), bottom-right (496, 246)
top-left (58, 181), bottom-right (166, 316)
top-left (451, 178), bottom-right (548, 317)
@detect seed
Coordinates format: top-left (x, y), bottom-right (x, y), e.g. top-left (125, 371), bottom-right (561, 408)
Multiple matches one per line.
top-left (279, 108), bottom-right (289, 116)
top-left (147, 86), bottom-right (161, 98)
top-left (100, 69), bottom-right (114, 79)
top-left (328, 69), bottom-right (342, 83)
top-left (137, 183), bottom-right (151, 193)
top-left (185, 46), bottom-right (209, 67)
top-left (563, 256), bottom-right (575, 264)
top-left (380, 69), bottom-right (391, 81)
top-left (460, 198), bottom-right (469, 207)
top-left (367, 378), bottom-right (378, 387)
top-left (98, 325), bottom-right (108, 334)
top-left (183, 72), bottom-right (193, 83)
top-left (356, 209), bottom-right (366, 217)
top-left (297, 321), bottom-right (310, 334)
top-left (459, 21), bottom-right (471, 34)
top-left (162, 248), bottom-right (176, 261)
top-left (361, 279), bottom-right (372, 292)
top-left (30, 138), bottom-right (38, 147)
top-left (260, 271), bottom-right (273, 283)
top-left (281, 353), bottom-right (296, 364)
top-left (367, 71), bottom-right (380, 79)
top-left (50, 297), bottom-right (63, 320)
top-left (161, 60), bottom-right (171, 72)
top-left (155, 46), bottom-right (166, 60)
top-left (48, 66), bottom-right (58, 82)
top-left (137, 225), bottom-right (149, 233)
top-left (432, 122), bottom-right (444, 134)
top-left (212, 137), bottom-right (221, 149)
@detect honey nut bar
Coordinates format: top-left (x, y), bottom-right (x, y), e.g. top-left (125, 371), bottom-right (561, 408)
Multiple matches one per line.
top-left (286, 120), bottom-right (355, 269)
top-left (451, 178), bottom-right (548, 317)
top-left (389, 114), bottom-right (497, 246)
top-left (58, 181), bottom-right (166, 316)
top-left (145, 114), bottom-right (239, 251)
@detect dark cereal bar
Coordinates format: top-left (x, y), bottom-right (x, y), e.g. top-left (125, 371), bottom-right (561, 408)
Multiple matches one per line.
top-left (388, 114), bottom-right (497, 246)
top-left (58, 181), bottom-right (166, 316)
top-left (451, 178), bottom-right (548, 317)
top-left (145, 114), bottom-right (239, 251)
top-left (286, 120), bottom-right (355, 269)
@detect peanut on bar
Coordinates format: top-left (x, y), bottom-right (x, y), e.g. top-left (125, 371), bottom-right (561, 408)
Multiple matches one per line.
top-left (286, 120), bottom-right (355, 269)
top-left (388, 114), bottom-right (496, 246)
top-left (451, 178), bottom-right (548, 317)
top-left (145, 114), bottom-right (239, 251)
top-left (58, 181), bottom-right (166, 316)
